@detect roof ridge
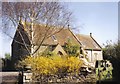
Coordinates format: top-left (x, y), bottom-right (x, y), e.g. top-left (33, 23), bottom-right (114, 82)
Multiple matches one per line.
top-left (76, 33), bottom-right (102, 50)
top-left (90, 35), bottom-right (102, 49)
top-left (21, 21), bottom-right (70, 30)
top-left (68, 28), bottom-right (82, 46)
top-left (76, 34), bottom-right (90, 37)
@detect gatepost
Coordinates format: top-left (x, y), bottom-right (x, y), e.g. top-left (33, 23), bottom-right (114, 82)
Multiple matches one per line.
top-left (23, 64), bottom-right (32, 84)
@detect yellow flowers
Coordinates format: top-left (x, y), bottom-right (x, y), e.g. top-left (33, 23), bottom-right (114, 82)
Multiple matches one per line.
top-left (18, 56), bottom-right (83, 75)
top-left (66, 57), bottom-right (83, 73)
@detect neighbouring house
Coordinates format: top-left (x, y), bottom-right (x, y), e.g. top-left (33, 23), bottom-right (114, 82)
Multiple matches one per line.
top-left (76, 33), bottom-right (103, 64)
top-left (11, 21), bottom-right (103, 68)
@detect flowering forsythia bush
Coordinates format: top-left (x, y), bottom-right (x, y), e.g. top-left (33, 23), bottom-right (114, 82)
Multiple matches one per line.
top-left (18, 56), bottom-right (83, 77)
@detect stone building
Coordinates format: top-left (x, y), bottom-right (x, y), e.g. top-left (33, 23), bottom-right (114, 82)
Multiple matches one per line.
top-left (76, 33), bottom-right (103, 65)
top-left (11, 21), bottom-right (103, 67)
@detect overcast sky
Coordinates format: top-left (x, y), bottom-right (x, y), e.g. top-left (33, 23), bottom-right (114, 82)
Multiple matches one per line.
top-left (0, 1), bottom-right (119, 58)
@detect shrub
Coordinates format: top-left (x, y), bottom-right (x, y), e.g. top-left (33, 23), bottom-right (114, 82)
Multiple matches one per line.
top-left (66, 56), bottom-right (83, 73)
top-left (64, 39), bottom-right (80, 57)
top-left (17, 55), bottom-right (83, 79)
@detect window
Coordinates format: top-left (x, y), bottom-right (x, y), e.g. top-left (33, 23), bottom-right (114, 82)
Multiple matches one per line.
top-left (94, 53), bottom-right (98, 60)
top-left (94, 53), bottom-right (98, 56)
top-left (51, 35), bottom-right (57, 41)
top-left (57, 51), bottom-right (63, 55)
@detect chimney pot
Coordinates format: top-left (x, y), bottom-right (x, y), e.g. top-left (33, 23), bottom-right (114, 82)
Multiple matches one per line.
top-left (90, 33), bottom-right (92, 36)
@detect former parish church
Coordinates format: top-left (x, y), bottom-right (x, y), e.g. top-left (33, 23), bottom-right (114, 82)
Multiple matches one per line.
top-left (11, 21), bottom-right (103, 68)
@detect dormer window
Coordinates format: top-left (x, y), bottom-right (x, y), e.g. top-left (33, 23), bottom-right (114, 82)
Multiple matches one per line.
top-left (51, 35), bottom-right (57, 41)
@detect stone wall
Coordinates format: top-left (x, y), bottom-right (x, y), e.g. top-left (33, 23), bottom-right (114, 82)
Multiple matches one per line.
top-left (30, 72), bottom-right (96, 84)
top-left (1, 72), bottom-right (19, 84)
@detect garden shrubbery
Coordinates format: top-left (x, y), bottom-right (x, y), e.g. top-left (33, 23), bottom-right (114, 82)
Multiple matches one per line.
top-left (17, 56), bottom-right (83, 81)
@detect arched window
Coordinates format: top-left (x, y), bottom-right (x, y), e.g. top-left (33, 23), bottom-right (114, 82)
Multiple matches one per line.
top-left (57, 51), bottom-right (63, 56)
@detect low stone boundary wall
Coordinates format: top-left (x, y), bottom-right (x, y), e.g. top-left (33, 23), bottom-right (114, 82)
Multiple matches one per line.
top-left (30, 73), bottom-right (96, 84)
top-left (0, 72), bottom-right (19, 84)
top-left (0, 71), bottom-right (96, 84)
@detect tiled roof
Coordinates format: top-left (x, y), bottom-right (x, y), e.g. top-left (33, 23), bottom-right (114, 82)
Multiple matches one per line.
top-left (76, 34), bottom-right (101, 50)
top-left (43, 29), bottom-right (80, 46)
top-left (14, 22), bottom-right (101, 50)
top-left (22, 22), bottom-right (80, 46)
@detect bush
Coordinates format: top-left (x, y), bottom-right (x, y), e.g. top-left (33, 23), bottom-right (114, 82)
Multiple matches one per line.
top-left (17, 56), bottom-right (83, 80)
top-left (64, 39), bottom-right (80, 57)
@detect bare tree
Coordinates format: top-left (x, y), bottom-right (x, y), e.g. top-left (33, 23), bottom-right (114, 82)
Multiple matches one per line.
top-left (2, 2), bottom-right (72, 57)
